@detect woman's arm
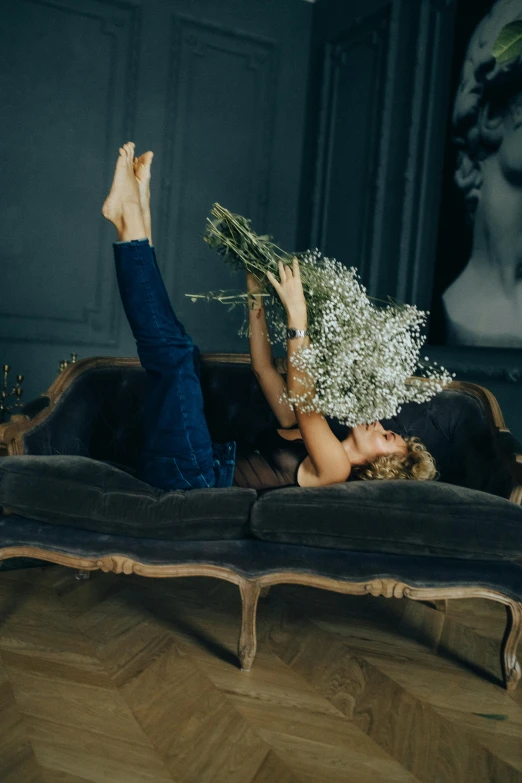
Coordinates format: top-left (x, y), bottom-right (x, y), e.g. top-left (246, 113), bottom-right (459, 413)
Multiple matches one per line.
top-left (267, 260), bottom-right (352, 485)
top-left (247, 272), bottom-right (297, 428)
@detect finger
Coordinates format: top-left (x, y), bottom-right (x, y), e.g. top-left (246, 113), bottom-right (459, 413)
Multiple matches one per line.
top-left (292, 257), bottom-right (300, 278)
top-left (278, 261), bottom-right (287, 282)
top-left (266, 270), bottom-right (281, 289)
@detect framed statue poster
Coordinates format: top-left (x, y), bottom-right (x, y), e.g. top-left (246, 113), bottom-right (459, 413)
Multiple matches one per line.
top-left (429, 0), bottom-right (522, 349)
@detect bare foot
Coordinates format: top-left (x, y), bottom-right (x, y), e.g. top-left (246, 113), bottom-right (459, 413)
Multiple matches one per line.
top-left (102, 142), bottom-right (146, 241)
top-left (133, 151), bottom-right (154, 244)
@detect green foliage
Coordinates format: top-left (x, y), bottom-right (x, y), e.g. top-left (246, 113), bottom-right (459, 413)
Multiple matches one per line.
top-left (492, 20), bottom-right (522, 64)
top-left (203, 203), bottom-right (294, 284)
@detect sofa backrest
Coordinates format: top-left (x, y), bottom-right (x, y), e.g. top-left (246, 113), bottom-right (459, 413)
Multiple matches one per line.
top-left (380, 391), bottom-right (512, 497)
top-left (21, 361), bottom-right (278, 469)
top-left (19, 358), bottom-right (514, 497)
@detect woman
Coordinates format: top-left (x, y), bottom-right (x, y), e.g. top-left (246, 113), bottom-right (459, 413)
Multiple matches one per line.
top-left (103, 142), bottom-right (437, 492)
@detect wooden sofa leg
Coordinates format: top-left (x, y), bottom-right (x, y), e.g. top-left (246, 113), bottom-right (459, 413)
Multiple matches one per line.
top-left (238, 580), bottom-right (261, 672)
top-left (502, 600), bottom-right (522, 691)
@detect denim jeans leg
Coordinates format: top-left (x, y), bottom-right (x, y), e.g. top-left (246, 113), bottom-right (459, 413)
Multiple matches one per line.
top-left (113, 239), bottom-right (234, 490)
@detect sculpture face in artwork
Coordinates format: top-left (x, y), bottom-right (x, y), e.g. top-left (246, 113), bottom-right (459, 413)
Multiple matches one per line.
top-left (443, 0), bottom-right (522, 347)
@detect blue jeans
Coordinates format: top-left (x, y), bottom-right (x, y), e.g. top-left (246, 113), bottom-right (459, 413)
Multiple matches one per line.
top-left (113, 239), bottom-right (236, 490)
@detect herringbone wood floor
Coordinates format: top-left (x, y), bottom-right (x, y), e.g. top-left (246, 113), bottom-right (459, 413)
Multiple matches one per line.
top-left (0, 564), bottom-right (521, 783)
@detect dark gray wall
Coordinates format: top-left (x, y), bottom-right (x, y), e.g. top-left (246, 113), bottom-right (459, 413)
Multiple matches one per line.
top-left (0, 0), bottom-right (313, 401)
top-left (300, 0), bottom-right (457, 309)
top-left (2, 0), bottom-right (521, 442)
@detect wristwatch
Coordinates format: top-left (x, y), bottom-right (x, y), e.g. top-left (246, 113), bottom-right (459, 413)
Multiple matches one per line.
top-left (286, 328), bottom-right (309, 339)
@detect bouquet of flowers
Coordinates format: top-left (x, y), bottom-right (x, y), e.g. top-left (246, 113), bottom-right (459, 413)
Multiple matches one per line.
top-left (187, 204), bottom-right (453, 426)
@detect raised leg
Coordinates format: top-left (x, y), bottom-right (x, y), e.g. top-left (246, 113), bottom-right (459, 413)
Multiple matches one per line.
top-left (102, 141), bottom-right (146, 243)
top-left (502, 600), bottom-right (522, 691)
top-left (238, 580), bottom-right (261, 671)
top-left (133, 151), bottom-right (154, 245)
top-left (102, 143), bottom-right (218, 491)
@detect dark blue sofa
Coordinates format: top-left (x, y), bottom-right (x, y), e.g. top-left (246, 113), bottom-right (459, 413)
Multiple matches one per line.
top-left (0, 355), bottom-right (521, 689)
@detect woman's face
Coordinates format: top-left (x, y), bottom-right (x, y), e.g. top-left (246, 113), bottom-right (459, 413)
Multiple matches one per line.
top-left (348, 422), bottom-right (407, 465)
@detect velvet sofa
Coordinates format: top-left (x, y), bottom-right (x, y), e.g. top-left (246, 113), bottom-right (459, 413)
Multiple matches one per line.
top-left (0, 354), bottom-right (521, 690)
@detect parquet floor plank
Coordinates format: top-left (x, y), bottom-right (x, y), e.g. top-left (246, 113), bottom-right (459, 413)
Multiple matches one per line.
top-left (246, 731), bottom-right (411, 783)
top-left (0, 656), bottom-right (44, 783)
top-left (22, 716), bottom-right (175, 783)
top-left (265, 585), bottom-right (522, 783)
top-left (122, 574), bottom-right (522, 782)
top-left (73, 575), bottom-right (420, 782)
top-left (311, 599), bottom-right (522, 780)
top-left (42, 767), bottom-right (92, 783)
top-left (53, 569), bottom-right (126, 621)
top-left (73, 586), bottom-right (296, 782)
top-left (229, 697), bottom-right (421, 782)
top-left (40, 767), bottom-right (96, 783)
top-left (0, 565), bottom-right (61, 588)
top-left (1, 565), bottom-right (522, 783)
top-left (249, 749), bottom-right (302, 783)
top-left (117, 578), bottom-right (424, 782)
top-left (0, 574), bottom-right (176, 783)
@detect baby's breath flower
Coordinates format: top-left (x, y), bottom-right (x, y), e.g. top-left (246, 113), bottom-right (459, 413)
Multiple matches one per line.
top-left (187, 204), bottom-right (452, 425)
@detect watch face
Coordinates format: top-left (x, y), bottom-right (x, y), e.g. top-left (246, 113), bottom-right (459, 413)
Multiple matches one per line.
top-left (287, 329), bottom-right (297, 338)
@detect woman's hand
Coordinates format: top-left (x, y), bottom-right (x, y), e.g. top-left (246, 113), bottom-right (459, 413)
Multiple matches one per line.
top-left (266, 258), bottom-right (307, 324)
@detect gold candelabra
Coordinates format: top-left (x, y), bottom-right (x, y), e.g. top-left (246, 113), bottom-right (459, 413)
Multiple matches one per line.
top-left (0, 364), bottom-right (24, 423)
top-left (0, 354), bottom-right (79, 424)
top-left (59, 353), bottom-right (78, 373)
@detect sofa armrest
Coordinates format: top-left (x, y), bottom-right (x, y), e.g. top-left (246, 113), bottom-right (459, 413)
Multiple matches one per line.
top-left (508, 456), bottom-right (522, 506)
top-left (0, 357), bottom-right (143, 456)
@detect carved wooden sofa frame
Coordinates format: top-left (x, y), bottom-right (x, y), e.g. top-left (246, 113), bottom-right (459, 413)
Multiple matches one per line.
top-left (0, 355), bottom-right (521, 691)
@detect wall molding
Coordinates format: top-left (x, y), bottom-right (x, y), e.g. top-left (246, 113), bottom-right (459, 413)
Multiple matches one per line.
top-left (311, 3), bottom-right (392, 285)
top-left (0, 0), bottom-right (140, 346)
top-left (158, 13), bottom-right (278, 291)
top-left (396, 0), bottom-right (457, 308)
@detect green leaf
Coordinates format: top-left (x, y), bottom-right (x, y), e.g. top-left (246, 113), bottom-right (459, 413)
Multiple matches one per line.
top-left (492, 20), bottom-right (522, 63)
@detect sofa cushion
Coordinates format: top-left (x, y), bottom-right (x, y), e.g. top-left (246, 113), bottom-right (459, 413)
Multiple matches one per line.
top-left (250, 480), bottom-right (522, 560)
top-left (0, 455), bottom-right (256, 540)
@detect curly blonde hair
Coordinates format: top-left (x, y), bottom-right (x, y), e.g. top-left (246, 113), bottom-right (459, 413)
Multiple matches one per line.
top-left (352, 436), bottom-right (438, 482)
